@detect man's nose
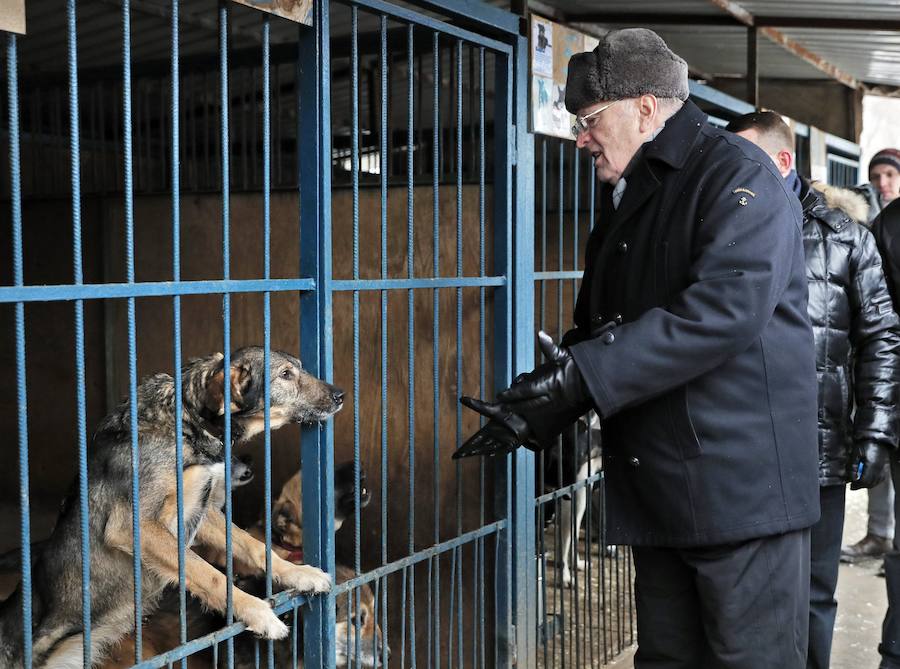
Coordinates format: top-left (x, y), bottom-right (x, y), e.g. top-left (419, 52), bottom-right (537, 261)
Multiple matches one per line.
top-left (576, 131), bottom-right (589, 149)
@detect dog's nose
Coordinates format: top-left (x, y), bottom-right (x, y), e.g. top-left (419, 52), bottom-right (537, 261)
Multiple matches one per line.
top-left (332, 388), bottom-right (345, 404)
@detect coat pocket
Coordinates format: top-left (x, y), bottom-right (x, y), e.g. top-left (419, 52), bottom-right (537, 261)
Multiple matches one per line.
top-left (667, 385), bottom-right (703, 459)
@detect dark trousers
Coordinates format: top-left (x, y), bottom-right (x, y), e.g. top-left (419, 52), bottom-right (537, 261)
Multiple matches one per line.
top-left (807, 484), bottom-right (846, 669)
top-left (632, 528), bottom-right (811, 669)
top-left (881, 454), bottom-right (900, 668)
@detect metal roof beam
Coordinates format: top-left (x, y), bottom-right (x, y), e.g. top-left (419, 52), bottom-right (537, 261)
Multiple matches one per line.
top-left (565, 13), bottom-right (742, 26)
top-left (759, 28), bottom-right (858, 89)
top-left (755, 16), bottom-right (900, 31)
top-left (706, 0), bottom-right (754, 27)
top-left (704, 0), bottom-right (860, 89)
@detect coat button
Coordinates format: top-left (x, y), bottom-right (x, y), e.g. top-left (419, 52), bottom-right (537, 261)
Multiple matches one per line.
top-left (617, 241), bottom-right (628, 254)
top-left (628, 456), bottom-right (640, 467)
top-left (602, 331), bottom-right (615, 345)
top-left (591, 313), bottom-right (604, 324)
top-left (614, 313), bottom-right (623, 324)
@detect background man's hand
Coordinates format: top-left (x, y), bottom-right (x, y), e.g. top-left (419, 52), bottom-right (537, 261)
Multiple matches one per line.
top-left (851, 442), bottom-right (890, 490)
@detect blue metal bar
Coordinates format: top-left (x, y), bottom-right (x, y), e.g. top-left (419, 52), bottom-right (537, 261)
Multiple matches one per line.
top-left (349, 8), bottom-right (362, 667)
top-left (334, 521), bottom-right (505, 595)
top-left (169, 5), bottom-right (187, 668)
top-left (533, 270), bottom-right (583, 282)
top-left (454, 37), bottom-right (463, 669)
top-left (378, 16), bottom-right (389, 669)
top-left (477, 44), bottom-right (486, 669)
top-left (122, 1), bottom-right (144, 659)
top-left (367, 0), bottom-right (519, 35)
top-left (332, 277), bottom-right (504, 291)
top-left (532, 473), bottom-right (604, 508)
top-left (431, 28), bottom-right (441, 669)
top-left (8, 32), bottom-right (32, 669)
top-left (261, 15), bottom-right (275, 669)
top-left (406, 22), bottom-right (417, 669)
top-left (510, 33), bottom-right (537, 668)
top-left (0, 278), bottom-right (316, 303)
top-left (336, 0), bottom-right (513, 54)
top-left (66, 2), bottom-right (91, 665)
top-left (688, 79), bottom-right (754, 116)
top-left (299, 3), bottom-right (337, 666)
top-left (129, 590), bottom-right (310, 669)
top-left (217, 5), bottom-right (235, 666)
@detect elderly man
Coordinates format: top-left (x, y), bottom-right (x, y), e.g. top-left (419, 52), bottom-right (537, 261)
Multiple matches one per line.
top-left (456, 29), bottom-right (819, 667)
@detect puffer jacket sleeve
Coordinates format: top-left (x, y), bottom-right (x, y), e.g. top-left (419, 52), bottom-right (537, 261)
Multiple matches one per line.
top-left (849, 226), bottom-right (900, 449)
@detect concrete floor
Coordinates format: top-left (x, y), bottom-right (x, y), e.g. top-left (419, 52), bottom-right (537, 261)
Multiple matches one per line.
top-left (832, 486), bottom-right (888, 668)
top-left (607, 487), bottom-right (890, 668)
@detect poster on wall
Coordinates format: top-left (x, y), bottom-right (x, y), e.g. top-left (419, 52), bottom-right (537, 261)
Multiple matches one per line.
top-left (232, 0), bottom-right (313, 26)
top-left (532, 16), bottom-right (554, 78)
top-left (530, 16), bottom-right (590, 139)
top-left (532, 75), bottom-right (571, 138)
top-left (553, 24), bottom-right (583, 85)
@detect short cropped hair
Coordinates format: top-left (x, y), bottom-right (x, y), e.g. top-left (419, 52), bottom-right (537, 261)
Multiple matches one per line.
top-left (725, 111), bottom-right (795, 155)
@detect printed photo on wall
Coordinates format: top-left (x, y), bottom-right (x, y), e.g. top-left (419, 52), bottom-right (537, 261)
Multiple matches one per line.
top-left (532, 16), bottom-right (553, 78)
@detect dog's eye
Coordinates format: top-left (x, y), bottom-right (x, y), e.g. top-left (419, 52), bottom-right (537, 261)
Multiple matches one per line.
top-left (279, 368), bottom-right (293, 380)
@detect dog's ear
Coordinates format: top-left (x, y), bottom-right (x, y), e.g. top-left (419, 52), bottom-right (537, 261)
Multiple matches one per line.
top-left (202, 356), bottom-right (254, 416)
top-left (229, 362), bottom-right (254, 412)
top-left (202, 354), bottom-right (227, 415)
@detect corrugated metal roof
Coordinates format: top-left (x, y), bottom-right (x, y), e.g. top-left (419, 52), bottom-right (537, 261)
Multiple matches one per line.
top-left (741, 0), bottom-right (900, 20)
top-left (535, 0), bottom-right (900, 87)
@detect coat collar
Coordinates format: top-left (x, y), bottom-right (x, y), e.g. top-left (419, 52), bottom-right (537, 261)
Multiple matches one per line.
top-left (799, 178), bottom-right (849, 233)
top-left (608, 100), bottom-right (707, 224)
top-left (642, 99), bottom-right (707, 170)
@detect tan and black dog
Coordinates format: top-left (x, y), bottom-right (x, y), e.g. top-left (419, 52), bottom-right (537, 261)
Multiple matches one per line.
top-left (0, 347), bottom-right (342, 668)
top-left (103, 462), bottom-right (384, 668)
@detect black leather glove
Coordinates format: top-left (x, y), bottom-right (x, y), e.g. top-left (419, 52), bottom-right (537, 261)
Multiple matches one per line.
top-left (496, 330), bottom-right (592, 449)
top-left (453, 397), bottom-right (539, 459)
top-left (851, 442), bottom-right (890, 490)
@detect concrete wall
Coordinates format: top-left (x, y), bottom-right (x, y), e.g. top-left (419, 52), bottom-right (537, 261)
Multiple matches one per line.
top-left (713, 77), bottom-right (863, 141)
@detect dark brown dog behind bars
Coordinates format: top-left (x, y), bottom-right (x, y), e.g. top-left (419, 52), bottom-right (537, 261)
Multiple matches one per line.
top-left (0, 347), bottom-right (343, 669)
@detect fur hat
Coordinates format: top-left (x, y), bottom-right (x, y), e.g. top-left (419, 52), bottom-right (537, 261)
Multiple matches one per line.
top-left (869, 148), bottom-right (900, 175)
top-left (565, 28), bottom-right (689, 114)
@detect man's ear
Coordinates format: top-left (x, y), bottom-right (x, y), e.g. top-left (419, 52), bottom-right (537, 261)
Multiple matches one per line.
top-left (637, 94), bottom-right (659, 133)
top-left (775, 149), bottom-right (795, 177)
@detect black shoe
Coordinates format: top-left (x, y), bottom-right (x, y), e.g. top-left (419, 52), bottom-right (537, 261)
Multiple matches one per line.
top-left (841, 533), bottom-right (892, 563)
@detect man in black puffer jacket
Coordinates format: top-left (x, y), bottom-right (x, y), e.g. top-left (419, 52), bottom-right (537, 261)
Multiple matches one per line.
top-left (870, 197), bottom-right (900, 668)
top-left (729, 111), bottom-right (900, 669)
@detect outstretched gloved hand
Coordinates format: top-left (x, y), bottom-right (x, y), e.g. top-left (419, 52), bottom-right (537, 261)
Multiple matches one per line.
top-left (496, 330), bottom-right (592, 448)
top-left (452, 397), bottom-right (538, 459)
top-left (851, 442), bottom-right (890, 490)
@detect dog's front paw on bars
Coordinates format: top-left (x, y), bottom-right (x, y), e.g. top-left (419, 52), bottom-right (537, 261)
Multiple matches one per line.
top-left (239, 596), bottom-right (290, 639)
top-left (280, 563), bottom-right (333, 595)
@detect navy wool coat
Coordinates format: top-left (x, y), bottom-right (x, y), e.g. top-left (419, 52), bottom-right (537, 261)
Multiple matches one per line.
top-left (565, 100), bottom-right (820, 547)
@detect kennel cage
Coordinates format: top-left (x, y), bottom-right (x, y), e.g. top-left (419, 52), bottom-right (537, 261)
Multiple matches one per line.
top-left (0, 0), bottom-right (638, 667)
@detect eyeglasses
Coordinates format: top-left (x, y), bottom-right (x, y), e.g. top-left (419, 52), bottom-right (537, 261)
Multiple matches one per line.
top-left (571, 101), bottom-right (617, 138)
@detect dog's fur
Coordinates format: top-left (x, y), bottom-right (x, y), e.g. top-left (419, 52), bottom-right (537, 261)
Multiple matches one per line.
top-left (102, 565), bottom-right (383, 669)
top-left (542, 413), bottom-right (602, 587)
top-left (103, 461), bottom-right (382, 668)
top-left (0, 347), bottom-right (343, 668)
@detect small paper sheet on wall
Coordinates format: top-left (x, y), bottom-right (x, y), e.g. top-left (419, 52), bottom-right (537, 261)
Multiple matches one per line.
top-left (232, 0), bottom-right (312, 26)
top-left (0, 0), bottom-right (26, 35)
top-left (530, 15), bottom-right (597, 139)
